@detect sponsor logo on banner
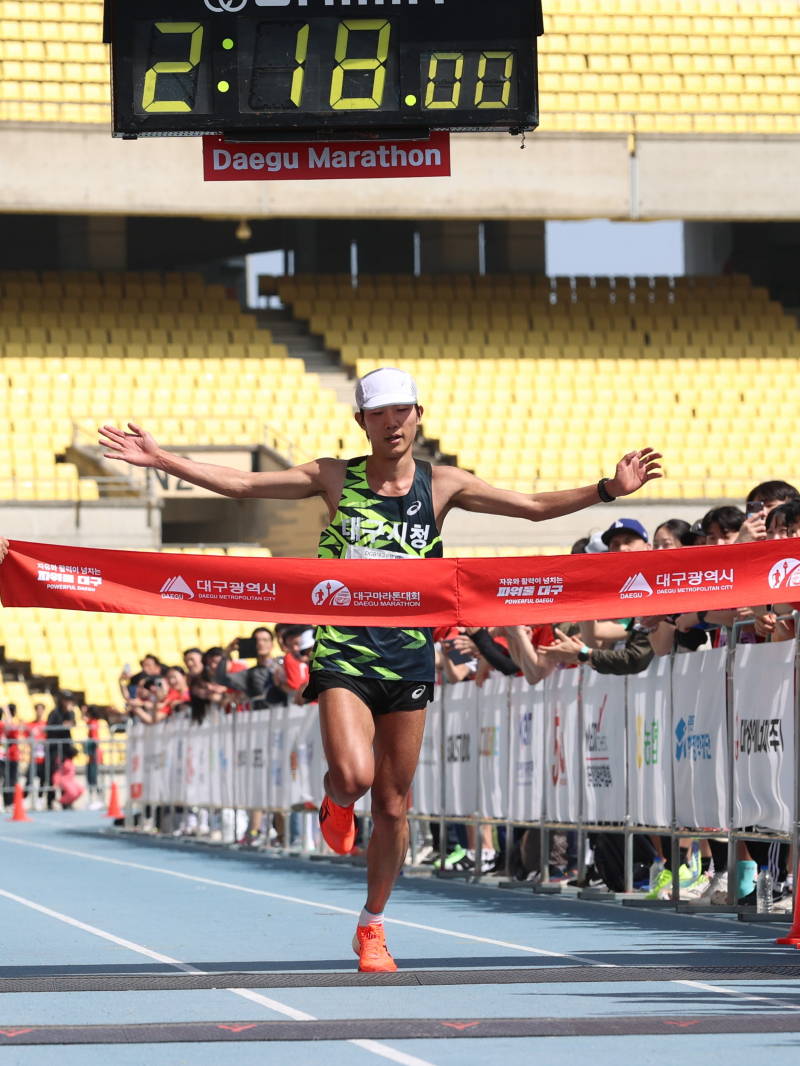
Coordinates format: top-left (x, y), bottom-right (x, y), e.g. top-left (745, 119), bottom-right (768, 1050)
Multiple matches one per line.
top-left (768, 557), bottom-right (800, 590)
top-left (497, 573), bottom-right (564, 605)
top-left (636, 713), bottom-right (660, 769)
top-left (517, 710), bottom-right (533, 785)
top-left (36, 561), bottom-right (102, 591)
top-left (585, 694), bottom-right (612, 787)
top-left (312, 579), bottom-right (352, 607)
top-left (675, 715), bottom-right (711, 762)
top-left (160, 575), bottom-right (194, 600)
top-left (195, 578), bottom-right (276, 603)
top-left (619, 573), bottom-right (653, 599)
top-left (446, 733), bottom-right (471, 763)
top-left (655, 568), bottom-right (734, 596)
top-left (479, 726), bottom-right (499, 757)
top-left (311, 579), bottom-right (421, 609)
top-left (735, 715), bottom-right (784, 759)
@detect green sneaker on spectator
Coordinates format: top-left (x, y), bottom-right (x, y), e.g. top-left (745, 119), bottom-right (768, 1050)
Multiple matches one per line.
top-left (434, 845), bottom-right (466, 870)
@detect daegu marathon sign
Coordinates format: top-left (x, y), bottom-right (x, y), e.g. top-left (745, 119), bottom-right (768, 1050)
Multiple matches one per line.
top-left (203, 130), bottom-right (450, 181)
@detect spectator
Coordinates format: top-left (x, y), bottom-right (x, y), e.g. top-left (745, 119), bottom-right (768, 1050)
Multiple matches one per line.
top-left (276, 627), bottom-right (315, 704)
top-left (504, 625), bottom-right (557, 685)
top-left (571, 536), bottom-right (589, 554)
top-left (157, 666), bottom-right (191, 717)
top-left (215, 627), bottom-right (275, 701)
top-left (454, 627), bottom-right (520, 686)
top-left (653, 518), bottom-right (691, 550)
top-left (83, 704), bottom-right (104, 810)
top-left (702, 505), bottom-right (746, 545)
top-left (2, 703), bottom-right (23, 808)
top-left (27, 702), bottom-right (49, 809)
top-left (119, 653), bottom-right (163, 701)
top-left (751, 500), bottom-right (800, 641)
top-left (434, 627), bottom-right (476, 684)
top-left (46, 691), bottom-right (76, 809)
top-left (765, 503), bottom-right (790, 540)
top-left (189, 647), bottom-right (229, 723)
top-left (183, 647), bottom-right (204, 681)
top-left (541, 519), bottom-right (654, 675)
top-left (746, 479), bottom-right (799, 512)
top-left (681, 519), bottom-right (706, 547)
top-left (125, 678), bottom-right (161, 725)
top-left (128, 654), bottom-right (164, 686)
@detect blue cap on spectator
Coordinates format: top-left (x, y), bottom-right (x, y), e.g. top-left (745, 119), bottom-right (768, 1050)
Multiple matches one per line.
top-left (601, 517), bottom-right (649, 546)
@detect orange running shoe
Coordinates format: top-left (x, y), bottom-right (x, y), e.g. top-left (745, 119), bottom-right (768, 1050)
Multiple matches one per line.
top-left (318, 795), bottom-right (356, 855)
top-left (352, 924), bottom-right (398, 973)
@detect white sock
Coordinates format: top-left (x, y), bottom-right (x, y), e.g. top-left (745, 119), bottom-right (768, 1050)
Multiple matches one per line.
top-left (358, 907), bottom-right (384, 927)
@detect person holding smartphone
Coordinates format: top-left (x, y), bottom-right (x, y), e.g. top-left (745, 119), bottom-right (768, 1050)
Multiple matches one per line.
top-left (215, 626), bottom-right (276, 701)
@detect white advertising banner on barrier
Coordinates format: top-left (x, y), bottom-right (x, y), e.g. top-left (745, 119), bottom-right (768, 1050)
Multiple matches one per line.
top-left (248, 710), bottom-right (269, 811)
top-left (444, 679), bottom-right (478, 817)
top-left (733, 641), bottom-right (795, 833)
top-left (672, 647), bottom-right (728, 829)
top-left (509, 676), bottom-right (544, 823)
top-left (128, 722), bottom-right (144, 802)
top-left (628, 656), bottom-right (672, 828)
top-left (478, 675), bottom-right (510, 819)
top-left (544, 667), bottom-right (580, 824)
top-left (413, 683), bottom-right (441, 816)
top-left (581, 670), bottom-right (626, 823)
top-left (128, 640), bottom-right (796, 842)
top-left (185, 719), bottom-right (210, 808)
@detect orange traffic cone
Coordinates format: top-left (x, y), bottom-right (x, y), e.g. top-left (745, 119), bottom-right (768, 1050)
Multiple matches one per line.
top-left (777, 858), bottom-right (800, 946)
top-left (5, 781), bottom-right (32, 823)
top-left (105, 780), bottom-right (123, 820)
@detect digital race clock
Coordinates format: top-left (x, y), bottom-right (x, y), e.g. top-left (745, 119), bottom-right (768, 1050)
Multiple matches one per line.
top-left (108, 0), bottom-right (542, 138)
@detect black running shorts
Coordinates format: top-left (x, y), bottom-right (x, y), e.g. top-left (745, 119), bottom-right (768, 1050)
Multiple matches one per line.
top-left (303, 670), bottom-right (433, 715)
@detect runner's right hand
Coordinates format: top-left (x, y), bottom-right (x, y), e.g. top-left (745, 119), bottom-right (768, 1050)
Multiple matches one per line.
top-left (99, 423), bottom-right (161, 467)
top-left (0, 537), bottom-right (8, 564)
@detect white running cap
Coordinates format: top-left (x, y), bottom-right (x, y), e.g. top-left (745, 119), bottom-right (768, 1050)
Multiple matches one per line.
top-left (355, 367), bottom-right (418, 410)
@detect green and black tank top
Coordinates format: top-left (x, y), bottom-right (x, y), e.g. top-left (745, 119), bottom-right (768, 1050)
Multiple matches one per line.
top-left (312, 456), bottom-right (443, 682)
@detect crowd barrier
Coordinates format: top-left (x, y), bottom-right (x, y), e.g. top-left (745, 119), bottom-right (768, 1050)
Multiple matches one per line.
top-left (127, 621), bottom-right (800, 904)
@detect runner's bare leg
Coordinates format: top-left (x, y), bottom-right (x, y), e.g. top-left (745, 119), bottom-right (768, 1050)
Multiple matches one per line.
top-left (319, 688), bottom-right (375, 805)
top-left (366, 707), bottom-right (426, 914)
top-left (319, 690), bottom-right (426, 913)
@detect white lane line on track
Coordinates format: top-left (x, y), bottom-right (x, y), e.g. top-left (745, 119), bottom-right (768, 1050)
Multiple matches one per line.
top-left (6, 835), bottom-right (798, 1011)
top-left (0, 836), bottom-right (597, 964)
top-left (0, 887), bottom-right (434, 1066)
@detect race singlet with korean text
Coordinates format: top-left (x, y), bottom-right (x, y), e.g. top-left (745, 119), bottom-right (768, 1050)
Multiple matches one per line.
top-left (311, 457), bottom-right (443, 682)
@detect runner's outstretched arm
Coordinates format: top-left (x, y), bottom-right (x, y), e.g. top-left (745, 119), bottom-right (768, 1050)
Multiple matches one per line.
top-left (99, 423), bottom-right (340, 501)
top-left (435, 448), bottom-right (662, 522)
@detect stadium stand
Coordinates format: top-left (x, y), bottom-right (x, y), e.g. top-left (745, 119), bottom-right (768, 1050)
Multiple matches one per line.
top-left (4, 0), bottom-right (800, 133)
top-left (0, 270), bottom-right (363, 502)
top-left (278, 270), bottom-right (800, 496)
top-left (541, 0), bottom-right (800, 135)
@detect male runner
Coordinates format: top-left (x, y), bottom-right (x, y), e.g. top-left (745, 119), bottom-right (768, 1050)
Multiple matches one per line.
top-left (0, 366), bottom-right (661, 972)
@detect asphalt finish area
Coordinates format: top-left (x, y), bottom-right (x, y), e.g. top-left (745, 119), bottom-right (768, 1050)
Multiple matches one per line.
top-left (1, 812), bottom-right (800, 1066)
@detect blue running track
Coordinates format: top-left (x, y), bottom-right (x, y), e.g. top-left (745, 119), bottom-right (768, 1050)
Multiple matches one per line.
top-left (1, 811), bottom-right (800, 1066)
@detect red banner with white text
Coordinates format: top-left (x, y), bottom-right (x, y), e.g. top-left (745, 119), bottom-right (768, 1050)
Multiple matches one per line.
top-left (203, 131), bottom-right (450, 182)
top-left (0, 539), bottom-right (798, 626)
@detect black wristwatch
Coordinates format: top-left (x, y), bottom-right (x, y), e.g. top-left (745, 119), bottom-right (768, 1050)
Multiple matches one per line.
top-left (578, 646), bottom-right (591, 664)
top-left (597, 477), bottom-right (616, 503)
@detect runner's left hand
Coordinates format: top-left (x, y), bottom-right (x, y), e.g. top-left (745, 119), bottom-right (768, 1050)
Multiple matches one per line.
top-left (605, 448), bottom-right (662, 497)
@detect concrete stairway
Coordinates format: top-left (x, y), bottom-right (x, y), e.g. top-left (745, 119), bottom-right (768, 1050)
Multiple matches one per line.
top-left (257, 308), bottom-right (355, 409)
